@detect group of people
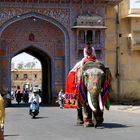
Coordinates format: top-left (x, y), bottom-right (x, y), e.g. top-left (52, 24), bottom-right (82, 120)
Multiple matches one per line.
top-left (14, 86), bottom-right (42, 105)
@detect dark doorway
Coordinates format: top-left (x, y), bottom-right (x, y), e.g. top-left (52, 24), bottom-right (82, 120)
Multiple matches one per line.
top-left (12, 46), bottom-right (51, 104)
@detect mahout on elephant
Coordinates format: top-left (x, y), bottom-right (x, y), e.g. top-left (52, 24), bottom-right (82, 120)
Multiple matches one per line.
top-left (64, 60), bottom-right (112, 128)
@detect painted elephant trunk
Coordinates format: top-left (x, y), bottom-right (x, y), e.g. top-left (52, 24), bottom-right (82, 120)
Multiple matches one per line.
top-left (87, 91), bottom-right (103, 112)
top-left (85, 68), bottom-right (104, 112)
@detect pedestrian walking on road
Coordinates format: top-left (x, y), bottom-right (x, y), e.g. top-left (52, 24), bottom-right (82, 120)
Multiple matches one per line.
top-left (56, 89), bottom-right (64, 109)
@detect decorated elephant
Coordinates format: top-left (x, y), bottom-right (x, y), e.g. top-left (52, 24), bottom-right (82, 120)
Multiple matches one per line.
top-left (63, 60), bottom-right (112, 128)
top-left (75, 61), bottom-right (112, 127)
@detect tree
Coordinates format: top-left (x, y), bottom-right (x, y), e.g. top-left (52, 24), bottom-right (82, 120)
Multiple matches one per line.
top-left (17, 62), bottom-right (24, 69)
top-left (24, 62), bottom-right (36, 69)
top-left (30, 62), bottom-right (36, 69)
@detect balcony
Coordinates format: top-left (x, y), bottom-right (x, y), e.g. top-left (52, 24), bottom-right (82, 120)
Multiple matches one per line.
top-left (77, 42), bottom-right (104, 49)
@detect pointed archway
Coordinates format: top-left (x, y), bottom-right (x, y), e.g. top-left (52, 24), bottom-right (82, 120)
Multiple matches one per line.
top-left (12, 46), bottom-right (52, 104)
top-left (0, 12), bottom-right (70, 76)
top-left (0, 12), bottom-right (70, 105)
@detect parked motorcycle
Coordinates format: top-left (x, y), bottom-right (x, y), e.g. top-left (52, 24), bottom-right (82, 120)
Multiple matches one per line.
top-left (29, 101), bottom-right (39, 118)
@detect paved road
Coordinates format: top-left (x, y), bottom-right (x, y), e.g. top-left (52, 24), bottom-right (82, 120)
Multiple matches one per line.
top-left (4, 103), bottom-right (140, 140)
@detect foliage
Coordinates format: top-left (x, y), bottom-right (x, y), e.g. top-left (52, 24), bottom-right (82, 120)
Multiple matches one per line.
top-left (17, 62), bottom-right (24, 69)
top-left (24, 62), bottom-right (36, 69)
top-left (15, 62), bottom-right (36, 69)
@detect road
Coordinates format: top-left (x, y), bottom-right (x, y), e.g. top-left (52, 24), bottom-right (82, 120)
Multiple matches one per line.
top-left (4, 103), bottom-right (140, 140)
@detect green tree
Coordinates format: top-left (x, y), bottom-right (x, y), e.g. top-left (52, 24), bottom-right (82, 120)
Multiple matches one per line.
top-left (17, 62), bottom-right (24, 69)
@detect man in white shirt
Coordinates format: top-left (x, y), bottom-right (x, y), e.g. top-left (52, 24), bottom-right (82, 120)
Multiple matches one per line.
top-left (29, 91), bottom-right (42, 114)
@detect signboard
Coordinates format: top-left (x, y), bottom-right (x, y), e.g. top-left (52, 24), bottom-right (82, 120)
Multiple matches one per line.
top-left (130, 0), bottom-right (140, 8)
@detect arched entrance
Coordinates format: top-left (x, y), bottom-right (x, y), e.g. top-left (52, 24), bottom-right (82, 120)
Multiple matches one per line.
top-left (0, 12), bottom-right (69, 104)
top-left (24, 46), bottom-right (51, 104)
top-left (11, 46), bottom-right (52, 104)
top-left (0, 12), bottom-right (70, 74)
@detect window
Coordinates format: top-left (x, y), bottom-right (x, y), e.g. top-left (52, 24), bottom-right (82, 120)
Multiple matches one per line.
top-left (78, 50), bottom-right (84, 60)
top-left (96, 50), bottom-right (102, 61)
top-left (95, 30), bottom-right (100, 46)
top-left (86, 30), bottom-right (92, 43)
top-left (15, 74), bottom-right (19, 80)
top-left (24, 74), bottom-right (28, 79)
top-left (79, 30), bottom-right (85, 43)
top-left (34, 74), bottom-right (37, 78)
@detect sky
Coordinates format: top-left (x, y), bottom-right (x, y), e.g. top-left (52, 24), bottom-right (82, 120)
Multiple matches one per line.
top-left (12, 52), bottom-right (41, 69)
top-left (130, 0), bottom-right (140, 8)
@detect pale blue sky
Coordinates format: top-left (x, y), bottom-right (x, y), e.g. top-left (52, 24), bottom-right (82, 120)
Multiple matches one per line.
top-left (12, 52), bottom-right (41, 68)
top-left (130, 0), bottom-right (140, 8)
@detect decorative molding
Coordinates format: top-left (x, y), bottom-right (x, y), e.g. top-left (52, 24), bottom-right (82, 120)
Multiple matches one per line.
top-left (0, 7), bottom-right (70, 27)
top-left (0, 0), bottom-right (122, 5)
top-left (76, 14), bottom-right (104, 26)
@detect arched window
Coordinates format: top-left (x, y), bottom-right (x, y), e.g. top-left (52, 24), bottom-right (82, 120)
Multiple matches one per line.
top-left (86, 30), bottom-right (92, 43)
top-left (79, 30), bottom-right (85, 43)
top-left (95, 30), bottom-right (100, 46)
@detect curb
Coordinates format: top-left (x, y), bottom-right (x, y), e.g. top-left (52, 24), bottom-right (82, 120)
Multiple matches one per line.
top-left (110, 105), bottom-right (140, 114)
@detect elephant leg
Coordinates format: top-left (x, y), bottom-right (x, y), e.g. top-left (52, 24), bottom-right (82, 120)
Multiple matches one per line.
top-left (77, 108), bottom-right (83, 125)
top-left (89, 93), bottom-right (104, 127)
top-left (93, 108), bottom-right (104, 128)
top-left (83, 104), bottom-right (93, 127)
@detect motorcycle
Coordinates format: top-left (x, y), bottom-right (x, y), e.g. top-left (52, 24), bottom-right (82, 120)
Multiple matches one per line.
top-left (29, 101), bottom-right (39, 118)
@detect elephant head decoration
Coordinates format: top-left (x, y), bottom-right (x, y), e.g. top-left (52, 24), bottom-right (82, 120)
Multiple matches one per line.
top-left (83, 61), bottom-right (105, 112)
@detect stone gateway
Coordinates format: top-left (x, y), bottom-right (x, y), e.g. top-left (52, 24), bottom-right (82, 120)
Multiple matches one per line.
top-left (0, 0), bottom-right (122, 104)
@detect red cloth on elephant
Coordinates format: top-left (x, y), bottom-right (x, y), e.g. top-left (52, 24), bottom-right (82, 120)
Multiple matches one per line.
top-left (64, 71), bottom-right (78, 108)
top-left (77, 75), bottom-right (87, 105)
top-left (65, 71), bottom-right (77, 94)
top-left (83, 55), bottom-right (96, 64)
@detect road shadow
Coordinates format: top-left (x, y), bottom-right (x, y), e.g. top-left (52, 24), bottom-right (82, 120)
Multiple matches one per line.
top-left (9, 103), bottom-right (29, 108)
top-left (8, 103), bottom-right (58, 108)
top-left (97, 122), bottom-right (132, 129)
top-left (4, 134), bottom-right (20, 137)
top-left (31, 116), bottom-right (49, 119)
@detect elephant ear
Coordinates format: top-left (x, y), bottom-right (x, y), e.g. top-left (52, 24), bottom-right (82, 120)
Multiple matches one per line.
top-left (101, 67), bottom-right (112, 110)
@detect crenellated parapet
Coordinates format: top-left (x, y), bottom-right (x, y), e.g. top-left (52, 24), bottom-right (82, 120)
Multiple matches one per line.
top-left (0, 7), bottom-right (70, 28)
top-left (0, 0), bottom-right (123, 5)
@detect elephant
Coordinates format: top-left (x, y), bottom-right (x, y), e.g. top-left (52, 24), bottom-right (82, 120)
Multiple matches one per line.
top-left (76, 61), bottom-right (112, 127)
